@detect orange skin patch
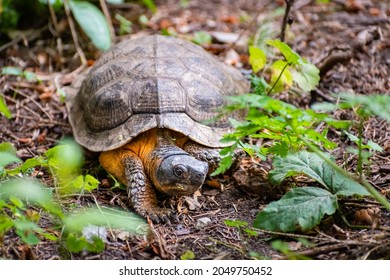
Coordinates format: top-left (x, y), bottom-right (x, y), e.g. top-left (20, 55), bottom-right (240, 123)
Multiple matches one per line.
top-left (99, 129), bottom-right (189, 184)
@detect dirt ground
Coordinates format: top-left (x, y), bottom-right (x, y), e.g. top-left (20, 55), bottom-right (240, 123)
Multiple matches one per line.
top-left (0, 0), bottom-right (389, 260)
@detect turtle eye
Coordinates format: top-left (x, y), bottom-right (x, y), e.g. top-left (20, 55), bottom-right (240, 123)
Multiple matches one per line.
top-left (173, 164), bottom-right (188, 178)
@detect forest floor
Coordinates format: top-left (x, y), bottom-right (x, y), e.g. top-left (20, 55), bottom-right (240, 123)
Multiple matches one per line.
top-left (0, 0), bottom-right (390, 260)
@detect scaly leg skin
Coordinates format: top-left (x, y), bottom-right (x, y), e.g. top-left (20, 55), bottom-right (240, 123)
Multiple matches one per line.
top-left (123, 155), bottom-right (172, 223)
top-left (183, 142), bottom-right (221, 174)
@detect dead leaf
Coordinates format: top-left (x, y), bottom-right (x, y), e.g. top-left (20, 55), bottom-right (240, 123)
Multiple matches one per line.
top-left (354, 208), bottom-right (381, 228)
top-left (206, 179), bottom-right (223, 191)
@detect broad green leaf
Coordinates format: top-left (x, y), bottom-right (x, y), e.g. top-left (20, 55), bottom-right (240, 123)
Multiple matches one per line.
top-left (269, 151), bottom-right (370, 197)
top-left (1, 66), bottom-right (23, 76)
top-left (0, 96), bottom-right (12, 119)
top-left (291, 60), bottom-right (320, 92)
top-left (266, 39), bottom-right (300, 65)
top-left (270, 60), bottom-right (292, 93)
top-left (0, 179), bottom-right (62, 217)
top-left (0, 152), bottom-right (21, 168)
top-left (45, 139), bottom-right (83, 172)
top-left (63, 206), bottom-right (148, 236)
top-left (249, 46), bottom-right (266, 73)
top-left (69, 0), bottom-right (111, 51)
top-left (253, 187), bottom-right (337, 232)
top-left (0, 142), bottom-right (17, 154)
top-left (338, 93), bottom-right (390, 122)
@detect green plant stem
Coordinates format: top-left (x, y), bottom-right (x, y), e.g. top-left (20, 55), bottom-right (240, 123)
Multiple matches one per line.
top-left (299, 136), bottom-right (390, 212)
top-left (357, 118), bottom-right (364, 179)
top-left (267, 62), bottom-right (291, 94)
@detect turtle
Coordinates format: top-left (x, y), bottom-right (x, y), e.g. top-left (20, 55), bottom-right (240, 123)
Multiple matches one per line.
top-left (66, 35), bottom-right (249, 222)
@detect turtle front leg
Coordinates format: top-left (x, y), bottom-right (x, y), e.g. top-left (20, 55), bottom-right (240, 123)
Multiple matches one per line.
top-left (183, 142), bottom-right (244, 174)
top-left (123, 155), bottom-right (172, 223)
top-left (183, 142), bottom-right (221, 174)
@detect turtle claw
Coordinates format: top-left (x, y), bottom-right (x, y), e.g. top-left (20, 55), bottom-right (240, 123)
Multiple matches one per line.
top-left (146, 207), bottom-right (173, 224)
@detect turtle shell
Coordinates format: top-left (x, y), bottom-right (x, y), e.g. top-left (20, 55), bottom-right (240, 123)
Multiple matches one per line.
top-left (66, 35), bottom-right (249, 152)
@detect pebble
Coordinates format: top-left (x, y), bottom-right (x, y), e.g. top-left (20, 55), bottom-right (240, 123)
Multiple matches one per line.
top-left (195, 217), bottom-right (212, 229)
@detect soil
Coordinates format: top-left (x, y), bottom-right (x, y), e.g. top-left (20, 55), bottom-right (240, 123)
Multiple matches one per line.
top-left (0, 0), bottom-right (389, 260)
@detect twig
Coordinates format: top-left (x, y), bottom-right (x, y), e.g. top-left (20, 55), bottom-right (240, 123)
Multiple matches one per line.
top-left (99, 0), bottom-right (116, 42)
top-left (280, 0), bottom-right (295, 42)
top-left (10, 86), bottom-right (53, 121)
top-left (63, 0), bottom-right (87, 66)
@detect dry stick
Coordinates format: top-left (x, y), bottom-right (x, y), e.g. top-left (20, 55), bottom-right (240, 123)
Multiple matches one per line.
top-left (99, 0), bottom-right (116, 42)
top-left (48, 0), bottom-right (64, 67)
top-left (280, 0), bottom-right (295, 42)
top-left (63, 0), bottom-right (87, 66)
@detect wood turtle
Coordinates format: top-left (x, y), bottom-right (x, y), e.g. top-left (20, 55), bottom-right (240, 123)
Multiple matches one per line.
top-left (66, 35), bottom-right (249, 222)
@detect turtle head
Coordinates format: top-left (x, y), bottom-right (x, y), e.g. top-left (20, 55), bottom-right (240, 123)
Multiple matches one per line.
top-left (151, 153), bottom-right (208, 196)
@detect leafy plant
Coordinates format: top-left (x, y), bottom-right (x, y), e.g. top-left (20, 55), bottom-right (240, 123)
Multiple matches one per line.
top-left (253, 151), bottom-right (370, 232)
top-left (216, 31), bottom-right (390, 233)
top-left (0, 140), bottom-right (148, 253)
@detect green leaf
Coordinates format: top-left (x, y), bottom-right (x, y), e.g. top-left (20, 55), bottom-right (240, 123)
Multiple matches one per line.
top-left (210, 154), bottom-right (233, 176)
top-left (85, 235), bottom-right (105, 253)
top-left (270, 60), bottom-right (292, 93)
top-left (67, 174), bottom-right (100, 192)
top-left (0, 142), bottom-right (17, 154)
top-left (0, 215), bottom-right (14, 234)
top-left (0, 152), bottom-right (21, 168)
top-left (337, 93), bottom-right (390, 122)
top-left (13, 220), bottom-right (41, 245)
top-left (69, 0), bottom-right (111, 51)
top-left (9, 196), bottom-right (26, 209)
top-left (249, 46), bottom-right (267, 73)
top-left (367, 140), bottom-right (383, 152)
top-left (266, 39), bottom-right (300, 65)
top-left (63, 206), bottom-right (148, 236)
top-left (291, 60), bottom-right (320, 92)
top-left (0, 179), bottom-right (62, 217)
top-left (192, 31), bottom-right (212, 45)
top-left (65, 233), bottom-right (87, 253)
top-left (251, 75), bottom-right (269, 95)
top-left (1, 66), bottom-right (23, 76)
top-left (269, 151), bottom-right (370, 197)
top-left (224, 219), bottom-right (248, 228)
top-left (0, 96), bottom-right (12, 119)
top-left (253, 187), bottom-right (337, 232)
top-left (344, 130), bottom-right (359, 143)
top-left (142, 0), bottom-right (157, 13)
top-left (180, 250), bottom-right (195, 260)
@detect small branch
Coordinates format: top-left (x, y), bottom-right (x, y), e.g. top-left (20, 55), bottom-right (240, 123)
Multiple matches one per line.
top-left (63, 0), bottom-right (87, 66)
top-left (99, 0), bottom-right (116, 42)
top-left (280, 0), bottom-right (295, 42)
